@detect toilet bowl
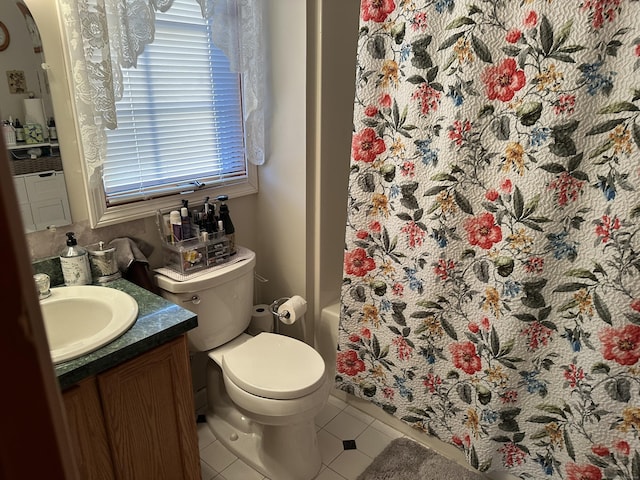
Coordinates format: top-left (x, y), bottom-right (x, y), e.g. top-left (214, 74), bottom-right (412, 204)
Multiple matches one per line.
top-left (155, 247), bottom-right (330, 480)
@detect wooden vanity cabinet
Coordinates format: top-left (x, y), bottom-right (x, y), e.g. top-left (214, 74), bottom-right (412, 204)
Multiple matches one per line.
top-left (62, 335), bottom-right (201, 480)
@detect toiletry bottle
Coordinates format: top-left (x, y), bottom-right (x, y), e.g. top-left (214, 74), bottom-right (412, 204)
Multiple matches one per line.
top-left (14, 118), bottom-right (24, 142)
top-left (181, 200), bottom-right (192, 239)
top-left (202, 196), bottom-right (217, 234)
top-left (170, 210), bottom-right (182, 243)
top-left (217, 195), bottom-right (236, 255)
top-left (60, 232), bottom-right (92, 286)
top-left (2, 121), bottom-right (15, 145)
top-left (48, 117), bottom-right (57, 141)
top-left (181, 206), bottom-right (192, 239)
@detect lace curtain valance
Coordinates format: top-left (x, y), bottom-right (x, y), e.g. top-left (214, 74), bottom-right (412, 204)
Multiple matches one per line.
top-left (58, 0), bottom-right (264, 184)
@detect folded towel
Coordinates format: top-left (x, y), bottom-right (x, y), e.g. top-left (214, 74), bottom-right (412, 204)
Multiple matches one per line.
top-left (109, 237), bottom-right (159, 294)
top-left (109, 237), bottom-right (150, 271)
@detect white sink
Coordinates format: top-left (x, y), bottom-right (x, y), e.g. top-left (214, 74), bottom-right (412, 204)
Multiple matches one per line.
top-left (40, 285), bottom-right (139, 364)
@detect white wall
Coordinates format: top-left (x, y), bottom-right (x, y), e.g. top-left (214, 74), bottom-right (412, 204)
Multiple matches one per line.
top-left (251, 0), bottom-right (309, 340)
top-left (0, 1), bottom-right (52, 123)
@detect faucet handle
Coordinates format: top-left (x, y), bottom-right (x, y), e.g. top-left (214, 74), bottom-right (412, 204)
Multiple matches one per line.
top-left (33, 273), bottom-right (51, 299)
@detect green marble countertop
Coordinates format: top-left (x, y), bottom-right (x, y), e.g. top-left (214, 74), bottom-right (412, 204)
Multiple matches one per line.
top-left (53, 278), bottom-right (197, 390)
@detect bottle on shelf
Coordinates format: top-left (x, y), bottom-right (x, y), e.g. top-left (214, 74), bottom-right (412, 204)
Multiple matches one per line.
top-left (48, 117), bottom-right (57, 141)
top-left (13, 118), bottom-right (24, 142)
top-left (2, 120), bottom-right (16, 146)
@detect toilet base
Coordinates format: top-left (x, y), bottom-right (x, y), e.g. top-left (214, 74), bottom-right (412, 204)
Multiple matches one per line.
top-left (206, 410), bottom-right (322, 480)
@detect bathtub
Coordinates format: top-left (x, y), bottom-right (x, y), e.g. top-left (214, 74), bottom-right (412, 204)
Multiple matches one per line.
top-left (315, 302), bottom-right (340, 381)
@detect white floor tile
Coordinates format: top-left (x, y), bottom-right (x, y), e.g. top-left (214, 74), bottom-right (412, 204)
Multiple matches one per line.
top-left (317, 429), bottom-right (344, 464)
top-left (328, 449), bottom-right (373, 480)
top-left (200, 440), bottom-right (237, 473)
top-left (315, 467), bottom-right (348, 480)
top-left (220, 459), bottom-right (265, 480)
top-left (198, 423), bottom-right (216, 450)
top-left (324, 410), bottom-right (370, 440)
top-left (198, 392), bottom-right (414, 480)
top-left (315, 400), bottom-right (344, 428)
top-left (356, 425), bottom-right (394, 458)
top-left (200, 460), bottom-right (218, 480)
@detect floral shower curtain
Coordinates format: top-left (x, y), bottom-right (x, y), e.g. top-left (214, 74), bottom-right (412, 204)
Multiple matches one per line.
top-left (337, 1), bottom-right (640, 479)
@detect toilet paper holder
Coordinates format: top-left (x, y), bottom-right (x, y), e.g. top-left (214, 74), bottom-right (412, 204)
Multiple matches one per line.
top-left (269, 297), bottom-right (290, 334)
top-left (269, 296), bottom-right (308, 343)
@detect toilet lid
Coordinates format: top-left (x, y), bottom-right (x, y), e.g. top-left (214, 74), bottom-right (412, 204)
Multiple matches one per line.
top-left (222, 333), bottom-right (326, 400)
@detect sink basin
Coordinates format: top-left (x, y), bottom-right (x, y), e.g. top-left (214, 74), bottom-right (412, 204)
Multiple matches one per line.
top-left (40, 285), bottom-right (139, 364)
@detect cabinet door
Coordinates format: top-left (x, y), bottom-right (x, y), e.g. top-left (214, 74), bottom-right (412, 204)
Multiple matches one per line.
top-left (12, 176), bottom-right (36, 232)
top-left (30, 198), bottom-right (72, 230)
top-left (24, 172), bottom-right (71, 229)
top-left (97, 335), bottom-right (200, 480)
top-left (63, 377), bottom-right (116, 480)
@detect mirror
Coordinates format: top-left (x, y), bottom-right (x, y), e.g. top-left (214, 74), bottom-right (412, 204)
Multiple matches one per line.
top-left (0, 0), bottom-right (72, 233)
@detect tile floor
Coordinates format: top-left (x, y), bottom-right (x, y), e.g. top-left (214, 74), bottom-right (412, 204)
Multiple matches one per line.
top-left (198, 394), bottom-right (405, 480)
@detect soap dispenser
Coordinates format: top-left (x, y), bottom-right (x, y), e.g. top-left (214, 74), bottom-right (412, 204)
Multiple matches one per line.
top-left (60, 232), bottom-right (92, 286)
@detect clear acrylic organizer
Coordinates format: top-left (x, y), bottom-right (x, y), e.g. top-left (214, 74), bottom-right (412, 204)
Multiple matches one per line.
top-left (156, 210), bottom-right (230, 275)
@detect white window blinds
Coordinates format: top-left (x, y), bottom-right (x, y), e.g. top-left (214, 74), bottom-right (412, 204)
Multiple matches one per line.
top-left (103, 0), bottom-right (246, 206)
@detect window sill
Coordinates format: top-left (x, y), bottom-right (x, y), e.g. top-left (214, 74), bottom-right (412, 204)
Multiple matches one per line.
top-left (89, 168), bottom-right (258, 229)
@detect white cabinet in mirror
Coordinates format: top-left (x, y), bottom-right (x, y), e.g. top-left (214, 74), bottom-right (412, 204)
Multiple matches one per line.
top-left (1, 0), bottom-right (72, 232)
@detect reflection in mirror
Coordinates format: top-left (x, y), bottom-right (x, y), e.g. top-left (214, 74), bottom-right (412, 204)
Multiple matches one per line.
top-left (0, 0), bottom-right (72, 233)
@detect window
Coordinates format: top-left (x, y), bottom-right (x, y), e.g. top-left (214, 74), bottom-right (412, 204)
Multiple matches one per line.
top-left (103, 0), bottom-right (249, 206)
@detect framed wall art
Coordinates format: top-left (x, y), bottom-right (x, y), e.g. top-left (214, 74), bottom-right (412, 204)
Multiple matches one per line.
top-left (6, 70), bottom-right (26, 94)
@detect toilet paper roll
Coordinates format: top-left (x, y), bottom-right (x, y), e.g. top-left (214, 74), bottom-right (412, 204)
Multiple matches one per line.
top-left (23, 98), bottom-right (48, 139)
top-left (278, 295), bottom-right (307, 325)
top-left (249, 303), bottom-right (273, 335)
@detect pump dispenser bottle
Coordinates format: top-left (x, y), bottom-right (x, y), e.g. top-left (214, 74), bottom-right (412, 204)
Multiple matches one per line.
top-left (60, 232), bottom-right (92, 286)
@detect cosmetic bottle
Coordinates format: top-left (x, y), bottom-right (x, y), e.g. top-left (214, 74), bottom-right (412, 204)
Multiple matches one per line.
top-left (60, 232), bottom-right (92, 286)
top-left (14, 118), bottom-right (24, 142)
top-left (48, 117), bottom-right (57, 141)
top-left (202, 196), bottom-right (217, 234)
top-left (170, 210), bottom-right (182, 243)
top-left (181, 201), bottom-right (192, 239)
top-left (217, 195), bottom-right (236, 255)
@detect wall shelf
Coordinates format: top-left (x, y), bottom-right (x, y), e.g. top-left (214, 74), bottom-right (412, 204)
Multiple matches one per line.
top-left (7, 141), bottom-right (58, 150)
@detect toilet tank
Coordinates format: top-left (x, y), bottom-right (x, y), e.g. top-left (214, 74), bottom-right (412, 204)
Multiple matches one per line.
top-left (155, 247), bottom-right (256, 351)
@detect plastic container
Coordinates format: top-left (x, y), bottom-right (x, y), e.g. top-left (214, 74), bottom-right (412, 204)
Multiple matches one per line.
top-left (157, 210), bottom-right (230, 274)
top-left (2, 123), bottom-right (16, 145)
top-left (60, 232), bottom-right (91, 286)
top-left (217, 195), bottom-right (236, 255)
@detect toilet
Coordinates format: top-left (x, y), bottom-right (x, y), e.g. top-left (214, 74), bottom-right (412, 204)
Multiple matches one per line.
top-left (155, 247), bottom-right (330, 480)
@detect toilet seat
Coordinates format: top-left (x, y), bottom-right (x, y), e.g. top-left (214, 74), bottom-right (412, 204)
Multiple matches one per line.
top-left (222, 333), bottom-right (326, 400)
